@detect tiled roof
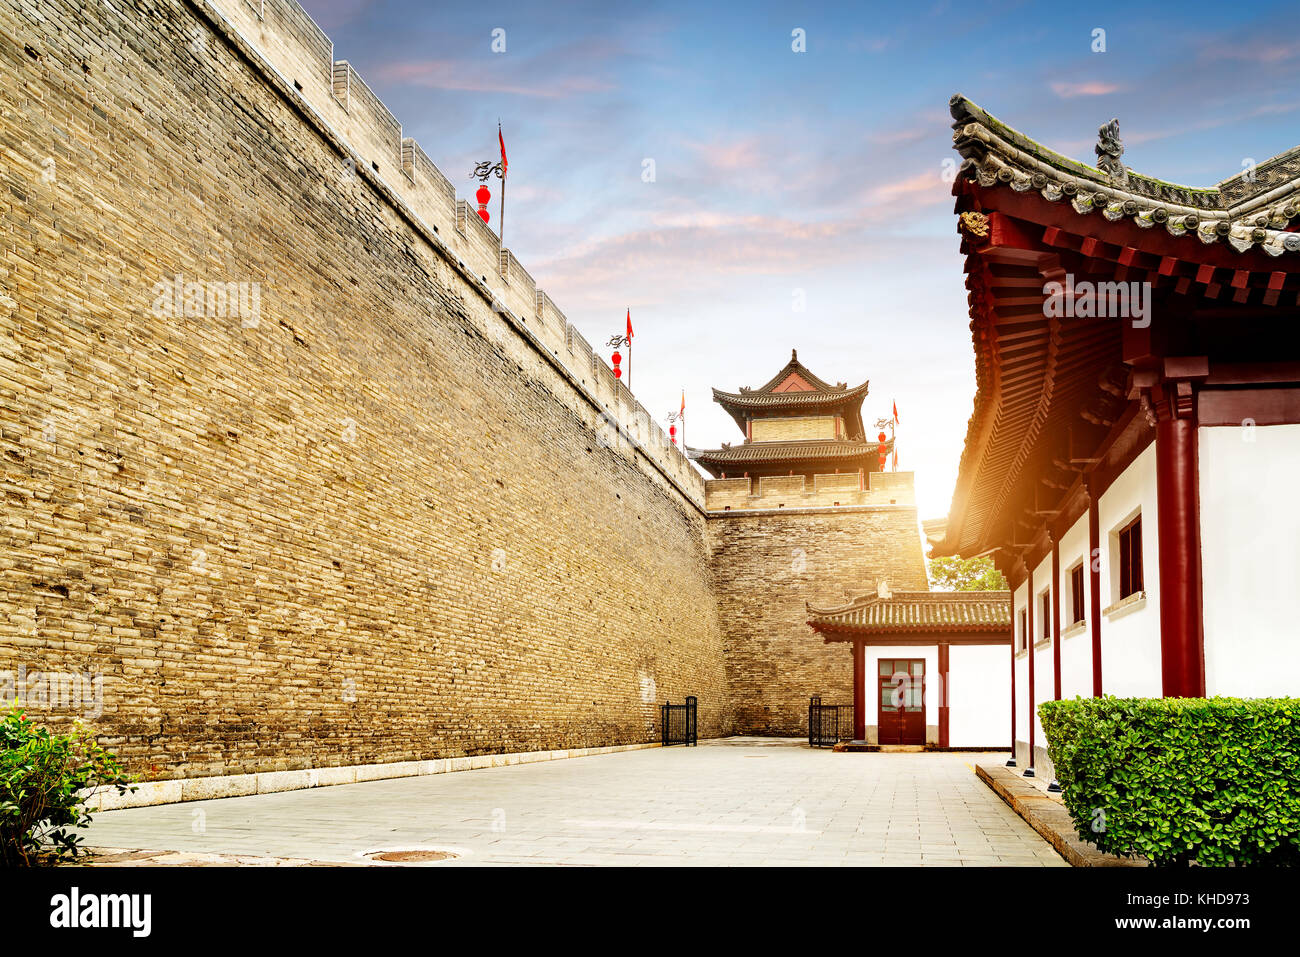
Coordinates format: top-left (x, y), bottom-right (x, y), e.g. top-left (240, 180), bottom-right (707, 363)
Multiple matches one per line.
top-left (689, 438), bottom-right (887, 465)
top-left (712, 350), bottom-right (870, 437)
top-left (806, 591), bottom-right (1011, 637)
top-left (751, 349), bottom-right (846, 394)
top-left (951, 95), bottom-right (1300, 256)
top-left (712, 381), bottom-right (870, 409)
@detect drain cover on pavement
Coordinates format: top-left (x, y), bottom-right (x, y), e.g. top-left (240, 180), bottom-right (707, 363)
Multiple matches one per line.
top-left (360, 848), bottom-right (462, 865)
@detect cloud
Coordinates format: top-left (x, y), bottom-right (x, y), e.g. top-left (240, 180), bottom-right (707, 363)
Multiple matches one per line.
top-left (1202, 40), bottom-right (1300, 65)
top-left (1050, 81), bottom-right (1122, 99)
top-left (373, 59), bottom-right (613, 99)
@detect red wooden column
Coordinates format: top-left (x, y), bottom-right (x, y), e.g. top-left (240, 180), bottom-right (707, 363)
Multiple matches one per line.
top-left (1051, 534), bottom-right (1061, 700)
top-left (1087, 483), bottom-right (1103, 696)
top-left (852, 639), bottom-right (867, 741)
top-left (1025, 574), bottom-right (1036, 777)
top-left (1155, 411), bottom-right (1206, 697)
top-left (937, 642), bottom-right (950, 749)
top-left (1007, 590), bottom-right (1016, 767)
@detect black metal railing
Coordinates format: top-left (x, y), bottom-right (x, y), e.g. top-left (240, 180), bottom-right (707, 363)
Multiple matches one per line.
top-left (808, 696), bottom-right (855, 747)
top-left (662, 696), bottom-right (698, 746)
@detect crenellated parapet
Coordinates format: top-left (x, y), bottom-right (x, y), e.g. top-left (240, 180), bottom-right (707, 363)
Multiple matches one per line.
top-left (203, 0), bottom-right (703, 503)
top-left (704, 470), bottom-right (916, 512)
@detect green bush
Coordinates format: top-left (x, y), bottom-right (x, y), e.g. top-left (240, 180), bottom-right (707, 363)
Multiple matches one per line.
top-left (0, 707), bottom-right (135, 866)
top-left (1040, 696), bottom-right (1300, 866)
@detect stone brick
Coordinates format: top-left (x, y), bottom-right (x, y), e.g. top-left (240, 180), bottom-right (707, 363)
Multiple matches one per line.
top-left (0, 0), bottom-right (730, 778)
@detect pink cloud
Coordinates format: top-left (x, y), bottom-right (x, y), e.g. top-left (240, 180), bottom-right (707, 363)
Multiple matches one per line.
top-left (1050, 81), bottom-right (1122, 98)
top-left (1204, 40), bottom-right (1300, 65)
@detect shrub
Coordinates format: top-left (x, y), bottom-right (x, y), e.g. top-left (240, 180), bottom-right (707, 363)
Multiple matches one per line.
top-left (0, 708), bottom-right (135, 866)
top-left (1040, 696), bottom-right (1300, 867)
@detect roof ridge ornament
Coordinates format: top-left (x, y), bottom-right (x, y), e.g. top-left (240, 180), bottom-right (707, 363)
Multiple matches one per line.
top-left (1095, 118), bottom-right (1129, 186)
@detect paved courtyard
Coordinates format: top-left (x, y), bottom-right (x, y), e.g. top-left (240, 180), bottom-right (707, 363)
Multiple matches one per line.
top-left (83, 738), bottom-right (1066, 866)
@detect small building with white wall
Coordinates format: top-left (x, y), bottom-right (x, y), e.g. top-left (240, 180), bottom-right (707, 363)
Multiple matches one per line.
top-left (806, 590), bottom-right (1011, 748)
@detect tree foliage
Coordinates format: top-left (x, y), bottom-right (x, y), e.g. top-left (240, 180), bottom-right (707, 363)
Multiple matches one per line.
top-left (1, 708), bottom-right (135, 866)
top-left (927, 555), bottom-right (1008, 591)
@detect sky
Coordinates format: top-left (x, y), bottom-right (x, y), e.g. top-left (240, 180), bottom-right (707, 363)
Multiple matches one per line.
top-left (299, 0), bottom-right (1300, 518)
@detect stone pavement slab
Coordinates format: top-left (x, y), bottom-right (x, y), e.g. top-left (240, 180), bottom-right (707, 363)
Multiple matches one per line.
top-left (81, 738), bottom-right (1067, 867)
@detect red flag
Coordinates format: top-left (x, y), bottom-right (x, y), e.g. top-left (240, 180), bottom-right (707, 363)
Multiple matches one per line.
top-left (680, 390), bottom-right (685, 415)
top-left (626, 308), bottom-right (633, 341)
top-left (892, 446), bottom-right (898, 471)
top-left (892, 400), bottom-right (899, 425)
top-left (498, 123), bottom-right (507, 178)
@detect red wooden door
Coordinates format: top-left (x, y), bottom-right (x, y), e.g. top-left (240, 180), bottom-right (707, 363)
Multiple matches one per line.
top-left (877, 658), bottom-right (925, 746)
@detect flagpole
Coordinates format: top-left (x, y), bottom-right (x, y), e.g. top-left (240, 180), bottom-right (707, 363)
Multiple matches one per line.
top-left (627, 306), bottom-right (632, 390)
top-left (498, 121), bottom-right (506, 247)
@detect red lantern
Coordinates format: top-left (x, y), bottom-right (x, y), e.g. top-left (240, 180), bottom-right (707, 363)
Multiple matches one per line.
top-left (476, 184), bottom-right (491, 223)
top-left (611, 350), bottom-right (622, 378)
top-left (877, 431), bottom-right (888, 470)
top-left (669, 424), bottom-right (677, 444)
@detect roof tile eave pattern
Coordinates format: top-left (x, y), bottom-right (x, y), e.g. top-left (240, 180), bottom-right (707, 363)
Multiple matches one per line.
top-left (807, 590), bottom-right (1012, 635)
top-left (949, 94), bottom-right (1300, 257)
top-left (693, 438), bottom-right (889, 464)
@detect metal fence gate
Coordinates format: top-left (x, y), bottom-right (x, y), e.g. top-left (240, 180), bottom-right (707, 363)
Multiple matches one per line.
top-left (662, 696), bottom-right (698, 746)
top-left (808, 695), bottom-right (855, 747)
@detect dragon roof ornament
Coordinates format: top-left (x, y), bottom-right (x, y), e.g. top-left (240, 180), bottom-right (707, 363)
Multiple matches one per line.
top-left (950, 95), bottom-right (1300, 256)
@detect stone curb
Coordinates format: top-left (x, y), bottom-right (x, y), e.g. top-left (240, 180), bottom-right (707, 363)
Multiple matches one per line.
top-left (975, 763), bottom-right (1145, 867)
top-left (85, 742), bottom-right (663, 811)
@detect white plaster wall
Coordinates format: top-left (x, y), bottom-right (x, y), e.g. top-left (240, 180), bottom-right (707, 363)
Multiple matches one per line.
top-left (1012, 580), bottom-right (1030, 754)
top-left (1029, 554), bottom-right (1053, 746)
top-left (948, 644), bottom-right (1010, 747)
top-left (1200, 423), bottom-right (1300, 697)
top-left (1057, 512), bottom-right (1094, 698)
top-left (1097, 443), bottom-right (1162, 696)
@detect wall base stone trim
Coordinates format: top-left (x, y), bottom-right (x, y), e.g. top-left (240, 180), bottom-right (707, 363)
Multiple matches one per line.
top-left (86, 742), bottom-right (664, 811)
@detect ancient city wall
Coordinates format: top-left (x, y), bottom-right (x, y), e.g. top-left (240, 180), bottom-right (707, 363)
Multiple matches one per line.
top-left (708, 486), bottom-right (930, 735)
top-left (0, 0), bottom-right (730, 779)
top-left (705, 469), bottom-right (916, 512)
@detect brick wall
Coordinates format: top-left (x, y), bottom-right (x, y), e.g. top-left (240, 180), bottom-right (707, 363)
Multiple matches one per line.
top-left (708, 505), bottom-right (929, 735)
top-left (0, 0), bottom-right (730, 778)
top-left (750, 416), bottom-right (836, 442)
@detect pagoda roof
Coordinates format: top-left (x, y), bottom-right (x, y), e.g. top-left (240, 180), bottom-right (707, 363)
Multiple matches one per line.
top-left (713, 350), bottom-right (870, 436)
top-left (950, 95), bottom-right (1300, 257)
top-left (689, 437), bottom-right (886, 469)
top-left (806, 591), bottom-right (1011, 640)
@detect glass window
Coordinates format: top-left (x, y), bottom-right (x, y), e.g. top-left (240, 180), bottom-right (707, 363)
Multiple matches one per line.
top-left (1119, 517), bottom-right (1143, 600)
top-left (1070, 564), bottom-right (1085, 624)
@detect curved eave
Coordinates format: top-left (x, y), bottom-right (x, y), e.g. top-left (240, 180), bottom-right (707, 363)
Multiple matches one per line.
top-left (712, 381), bottom-right (871, 435)
top-left (713, 381), bottom-right (870, 408)
top-left (950, 94), bottom-right (1300, 256)
top-left (692, 438), bottom-right (888, 466)
top-left (808, 621), bottom-right (1011, 640)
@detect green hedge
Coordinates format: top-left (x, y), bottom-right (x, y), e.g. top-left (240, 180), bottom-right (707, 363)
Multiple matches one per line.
top-left (1039, 696), bottom-right (1300, 866)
